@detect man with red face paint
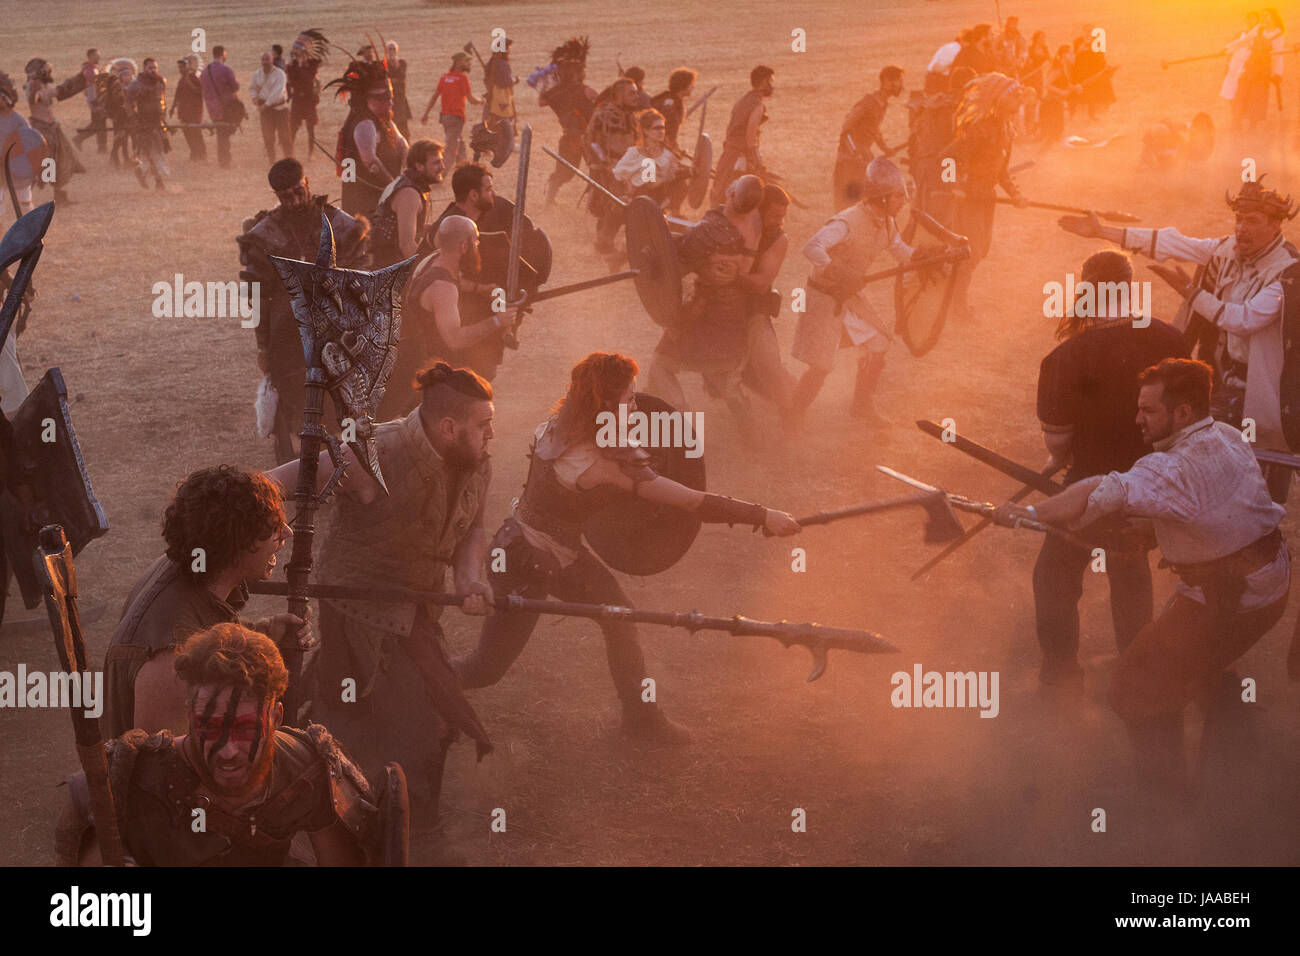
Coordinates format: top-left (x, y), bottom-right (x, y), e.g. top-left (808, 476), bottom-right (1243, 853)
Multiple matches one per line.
top-left (60, 624), bottom-right (372, 866)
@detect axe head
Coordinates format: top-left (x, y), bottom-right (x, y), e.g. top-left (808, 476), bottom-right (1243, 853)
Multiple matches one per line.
top-left (920, 491), bottom-right (964, 543)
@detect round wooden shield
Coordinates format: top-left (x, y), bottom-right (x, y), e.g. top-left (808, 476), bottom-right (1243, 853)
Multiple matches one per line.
top-left (582, 392), bottom-right (706, 576)
top-left (625, 196), bottom-right (683, 327)
top-left (0, 125), bottom-right (50, 184)
top-left (477, 197), bottom-right (550, 291)
top-left (470, 120), bottom-right (515, 168)
top-left (688, 132), bottom-right (712, 208)
top-left (894, 215), bottom-right (959, 358)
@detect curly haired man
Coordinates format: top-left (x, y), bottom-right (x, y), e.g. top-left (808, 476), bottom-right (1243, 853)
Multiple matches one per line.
top-left (102, 466), bottom-right (304, 739)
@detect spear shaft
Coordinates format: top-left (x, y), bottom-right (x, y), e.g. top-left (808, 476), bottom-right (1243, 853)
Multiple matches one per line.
top-left (249, 580), bottom-right (898, 680)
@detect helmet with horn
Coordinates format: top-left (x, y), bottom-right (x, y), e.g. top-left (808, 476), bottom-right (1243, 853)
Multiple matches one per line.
top-left (1226, 175), bottom-right (1299, 221)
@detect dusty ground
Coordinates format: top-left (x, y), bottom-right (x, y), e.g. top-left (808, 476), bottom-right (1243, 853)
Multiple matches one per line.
top-left (2, 0), bottom-right (1299, 866)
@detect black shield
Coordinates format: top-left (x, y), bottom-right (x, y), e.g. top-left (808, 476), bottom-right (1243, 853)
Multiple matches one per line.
top-left (470, 120), bottom-right (515, 168)
top-left (478, 197), bottom-right (551, 292)
top-left (626, 196), bottom-right (683, 327)
top-left (582, 392), bottom-right (706, 575)
top-left (2, 368), bottom-right (109, 609)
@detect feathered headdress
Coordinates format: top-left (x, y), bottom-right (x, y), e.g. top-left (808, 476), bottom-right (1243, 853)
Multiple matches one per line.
top-left (293, 29), bottom-right (330, 63)
top-left (1226, 176), bottom-right (1299, 221)
top-left (550, 36), bottom-right (591, 68)
top-left (324, 57), bottom-right (390, 106)
top-left (955, 72), bottom-right (1025, 133)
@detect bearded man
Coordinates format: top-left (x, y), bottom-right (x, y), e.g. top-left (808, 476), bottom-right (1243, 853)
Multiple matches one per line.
top-left (380, 216), bottom-right (518, 421)
top-left (125, 57), bottom-right (170, 190)
top-left (24, 57), bottom-right (87, 203)
top-left (369, 138), bottom-right (444, 268)
top-left (275, 363), bottom-right (497, 860)
top-left (326, 58), bottom-right (409, 216)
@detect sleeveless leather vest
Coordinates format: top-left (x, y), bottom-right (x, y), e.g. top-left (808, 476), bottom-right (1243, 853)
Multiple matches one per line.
top-left (515, 419), bottom-right (619, 548)
top-left (317, 408), bottom-right (491, 634)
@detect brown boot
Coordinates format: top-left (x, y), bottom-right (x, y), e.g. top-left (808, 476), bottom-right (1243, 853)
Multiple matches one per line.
top-left (850, 353), bottom-right (887, 423)
top-left (622, 702), bottom-right (693, 745)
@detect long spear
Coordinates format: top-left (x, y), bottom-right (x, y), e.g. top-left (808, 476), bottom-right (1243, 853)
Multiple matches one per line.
top-left (249, 580), bottom-right (899, 681)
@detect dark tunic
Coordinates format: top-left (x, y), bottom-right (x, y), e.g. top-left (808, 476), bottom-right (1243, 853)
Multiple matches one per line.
top-left (650, 89), bottom-right (686, 147)
top-left (389, 58), bottom-right (412, 136)
top-left (175, 73), bottom-right (204, 123)
top-left (369, 169), bottom-right (430, 268)
top-left (657, 207), bottom-right (753, 379)
top-left (286, 59), bottom-right (320, 125)
top-left (1037, 318), bottom-right (1190, 483)
top-left (103, 556), bottom-right (248, 739)
top-left (338, 109), bottom-right (405, 216)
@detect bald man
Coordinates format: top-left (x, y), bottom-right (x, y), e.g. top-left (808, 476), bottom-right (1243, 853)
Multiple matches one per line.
top-left (379, 215), bottom-right (518, 419)
top-left (648, 175), bottom-right (767, 438)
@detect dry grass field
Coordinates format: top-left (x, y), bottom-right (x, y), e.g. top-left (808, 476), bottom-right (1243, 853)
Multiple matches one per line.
top-left (1, 0), bottom-right (1299, 866)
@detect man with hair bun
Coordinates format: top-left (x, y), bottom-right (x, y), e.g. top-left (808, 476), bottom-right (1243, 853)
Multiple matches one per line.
top-left (453, 351), bottom-right (800, 745)
top-left (277, 361), bottom-right (496, 860)
top-left (103, 466), bottom-right (304, 740)
top-left (61, 623), bottom-right (373, 866)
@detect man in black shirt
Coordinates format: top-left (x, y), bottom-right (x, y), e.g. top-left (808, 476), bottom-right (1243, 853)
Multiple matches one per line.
top-left (1033, 250), bottom-right (1189, 693)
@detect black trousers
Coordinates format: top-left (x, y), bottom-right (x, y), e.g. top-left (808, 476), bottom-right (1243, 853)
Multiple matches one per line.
top-left (454, 519), bottom-right (648, 710)
top-left (1032, 533), bottom-right (1154, 684)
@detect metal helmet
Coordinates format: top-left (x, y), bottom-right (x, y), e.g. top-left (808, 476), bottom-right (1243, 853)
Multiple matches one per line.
top-left (861, 157), bottom-right (912, 202)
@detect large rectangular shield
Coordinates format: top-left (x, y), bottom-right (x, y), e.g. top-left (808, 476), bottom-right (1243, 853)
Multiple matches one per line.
top-left (2, 368), bottom-right (108, 608)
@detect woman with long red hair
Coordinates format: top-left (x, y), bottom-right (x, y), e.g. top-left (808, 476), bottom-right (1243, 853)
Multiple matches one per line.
top-left (453, 351), bottom-right (800, 743)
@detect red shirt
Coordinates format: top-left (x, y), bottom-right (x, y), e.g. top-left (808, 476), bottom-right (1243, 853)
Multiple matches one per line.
top-left (437, 71), bottom-right (472, 118)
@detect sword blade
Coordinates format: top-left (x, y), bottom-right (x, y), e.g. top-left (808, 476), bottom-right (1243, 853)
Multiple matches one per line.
top-left (875, 465), bottom-right (943, 495)
top-left (505, 125), bottom-right (532, 301)
top-left (542, 145), bottom-right (626, 207)
top-left (916, 420), bottom-right (1066, 495)
top-left (684, 85), bottom-right (718, 118)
